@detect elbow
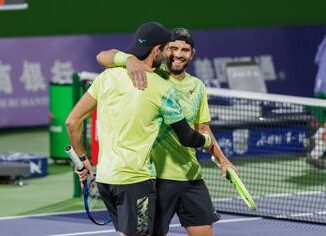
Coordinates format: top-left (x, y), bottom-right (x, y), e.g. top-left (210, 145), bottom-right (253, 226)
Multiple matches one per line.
top-left (96, 49), bottom-right (118, 66)
top-left (65, 117), bottom-right (76, 133)
top-left (96, 52), bottom-right (105, 65)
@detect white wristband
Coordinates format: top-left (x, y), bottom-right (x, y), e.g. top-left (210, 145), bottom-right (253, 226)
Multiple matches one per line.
top-left (203, 133), bottom-right (212, 148)
top-left (113, 52), bottom-right (132, 66)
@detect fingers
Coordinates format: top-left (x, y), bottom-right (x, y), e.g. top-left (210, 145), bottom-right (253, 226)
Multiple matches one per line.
top-left (126, 57), bottom-right (149, 90)
top-left (222, 170), bottom-right (227, 178)
top-left (132, 70), bottom-right (147, 90)
top-left (221, 162), bottom-right (238, 180)
top-left (221, 166), bottom-right (228, 178)
top-left (88, 168), bottom-right (94, 180)
top-left (128, 71), bottom-right (137, 88)
top-left (135, 71), bottom-right (146, 90)
top-left (75, 158), bottom-right (94, 183)
top-left (128, 70), bottom-right (147, 90)
top-left (139, 70), bottom-right (147, 89)
top-left (75, 168), bottom-right (88, 182)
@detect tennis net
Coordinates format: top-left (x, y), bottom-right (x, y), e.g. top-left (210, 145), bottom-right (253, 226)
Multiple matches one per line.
top-left (203, 88), bottom-right (326, 224)
top-left (75, 72), bottom-right (326, 224)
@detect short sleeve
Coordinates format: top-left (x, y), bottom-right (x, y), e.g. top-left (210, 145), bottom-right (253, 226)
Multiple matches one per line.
top-left (159, 87), bottom-right (184, 125)
top-left (194, 83), bottom-right (211, 124)
top-left (87, 75), bottom-right (101, 100)
top-left (87, 70), bottom-right (113, 100)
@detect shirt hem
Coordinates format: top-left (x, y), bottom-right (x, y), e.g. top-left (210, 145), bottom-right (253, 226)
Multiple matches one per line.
top-left (155, 176), bottom-right (203, 181)
top-left (96, 176), bottom-right (155, 185)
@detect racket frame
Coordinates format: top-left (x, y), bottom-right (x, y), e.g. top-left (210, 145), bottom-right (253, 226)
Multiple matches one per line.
top-left (210, 155), bottom-right (257, 211)
top-left (65, 145), bottom-right (111, 225)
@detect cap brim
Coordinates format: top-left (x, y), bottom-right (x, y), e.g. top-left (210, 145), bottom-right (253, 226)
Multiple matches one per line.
top-left (126, 43), bottom-right (152, 58)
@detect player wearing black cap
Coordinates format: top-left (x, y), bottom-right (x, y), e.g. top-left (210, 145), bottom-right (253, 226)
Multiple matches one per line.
top-left (69, 22), bottom-right (214, 236)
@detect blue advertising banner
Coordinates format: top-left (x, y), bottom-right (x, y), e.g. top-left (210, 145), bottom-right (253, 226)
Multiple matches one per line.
top-left (211, 127), bottom-right (308, 158)
top-left (0, 26), bottom-right (325, 128)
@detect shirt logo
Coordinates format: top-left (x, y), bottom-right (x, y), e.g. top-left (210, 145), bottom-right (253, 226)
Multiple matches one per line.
top-left (137, 39), bottom-right (147, 44)
top-left (189, 89), bottom-right (194, 95)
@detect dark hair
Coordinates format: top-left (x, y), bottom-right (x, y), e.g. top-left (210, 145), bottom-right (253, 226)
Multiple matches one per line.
top-left (170, 28), bottom-right (194, 48)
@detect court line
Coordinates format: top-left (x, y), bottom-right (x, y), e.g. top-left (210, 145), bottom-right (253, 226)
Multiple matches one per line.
top-left (0, 210), bottom-right (85, 221)
top-left (46, 217), bottom-right (263, 236)
top-left (212, 190), bottom-right (325, 203)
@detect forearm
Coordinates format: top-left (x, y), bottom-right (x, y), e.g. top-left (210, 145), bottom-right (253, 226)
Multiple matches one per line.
top-left (65, 93), bottom-right (96, 156)
top-left (96, 49), bottom-right (119, 67)
top-left (170, 119), bottom-right (211, 148)
top-left (195, 123), bottom-right (231, 164)
top-left (66, 118), bottom-right (86, 156)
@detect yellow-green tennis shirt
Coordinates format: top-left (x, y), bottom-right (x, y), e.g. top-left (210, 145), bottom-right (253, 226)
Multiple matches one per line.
top-left (151, 72), bottom-right (211, 181)
top-left (88, 68), bottom-right (184, 185)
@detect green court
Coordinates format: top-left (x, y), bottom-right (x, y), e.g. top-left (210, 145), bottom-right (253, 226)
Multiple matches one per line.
top-left (0, 128), bottom-right (83, 217)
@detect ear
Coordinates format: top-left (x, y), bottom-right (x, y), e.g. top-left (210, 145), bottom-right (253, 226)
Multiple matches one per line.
top-left (190, 48), bottom-right (195, 61)
top-left (152, 45), bottom-right (162, 54)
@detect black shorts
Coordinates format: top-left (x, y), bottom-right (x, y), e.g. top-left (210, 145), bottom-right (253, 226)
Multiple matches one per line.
top-left (154, 179), bottom-right (219, 236)
top-left (97, 179), bottom-right (156, 235)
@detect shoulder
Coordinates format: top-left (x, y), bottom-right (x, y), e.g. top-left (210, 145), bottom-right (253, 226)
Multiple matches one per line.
top-left (95, 67), bottom-right (128, 83)
top-left (185, 73), bottom-right (205, 86)
top-left (146, 70), bottom-right (171, 88)
top-left (185, 73), bottom-right (207, 92)
top-left (104, 67), bottom-right (127, 76)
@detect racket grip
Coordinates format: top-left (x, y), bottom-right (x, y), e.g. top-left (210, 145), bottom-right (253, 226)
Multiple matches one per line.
top-left (65, 145), bottom-right (85, 171)
top-left (211, 155), bottom-right (220, 168)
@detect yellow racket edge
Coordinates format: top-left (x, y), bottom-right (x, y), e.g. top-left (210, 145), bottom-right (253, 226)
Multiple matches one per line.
top-left (210, 155), bottom-right (257, 210)
top-left (227, 168), bottom-right (257, 211)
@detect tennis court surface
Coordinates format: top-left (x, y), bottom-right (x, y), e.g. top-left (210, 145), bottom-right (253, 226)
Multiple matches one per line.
top-left (1, 211), bottom-right (326, 236)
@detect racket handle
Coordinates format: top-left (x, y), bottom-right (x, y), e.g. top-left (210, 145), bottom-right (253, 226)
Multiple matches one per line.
top-left (211, 155), bottom-right (220, 168)
top-left (65, 145), bottom-right (85, 171)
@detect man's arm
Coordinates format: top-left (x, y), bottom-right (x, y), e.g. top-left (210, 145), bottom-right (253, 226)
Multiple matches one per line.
top-left (65, 92), bottom-right (97, 181)
top-left (195, 122), bottom-right (237, 177)
top-left (170, 119), bottom-right (212, 148)
top-left (96, 49), bottom-right (119, 67)
top-left (96, 49), bottom-right (152, 89)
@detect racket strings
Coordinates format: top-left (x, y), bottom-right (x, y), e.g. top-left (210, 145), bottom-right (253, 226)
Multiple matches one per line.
top-left (85, 178), bottom-right (111, 224)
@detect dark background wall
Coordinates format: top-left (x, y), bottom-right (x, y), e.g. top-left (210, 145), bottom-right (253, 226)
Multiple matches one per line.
top-left (1, 0), bottom-right (326, 37)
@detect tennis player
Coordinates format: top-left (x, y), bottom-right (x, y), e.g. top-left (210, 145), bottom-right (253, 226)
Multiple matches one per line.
top-left (308, 123), bottom-right (326, 168)
top-left (66, 22), bottom-right (213, 236)
top-left (96, 28), bottom-right (237, 236)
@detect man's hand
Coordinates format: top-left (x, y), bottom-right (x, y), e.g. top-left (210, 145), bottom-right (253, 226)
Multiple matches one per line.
top-left (210, 144), bottom-right (238, 178)
top-left (74, 158), bottom-right (94, 186)
top-left (126, 56), bottom-right (154, 90)
top-left (220, 161), bottom-right (238, 179)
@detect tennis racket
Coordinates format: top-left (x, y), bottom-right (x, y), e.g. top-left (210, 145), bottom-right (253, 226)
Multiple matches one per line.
top-left (210, 147), bottom-right (257, 211)
top-left (65, 145), bottom-right (111, 225)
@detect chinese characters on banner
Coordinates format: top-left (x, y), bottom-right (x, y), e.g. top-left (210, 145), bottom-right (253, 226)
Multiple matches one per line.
top-left (0, 59), bottom-right (74, 127)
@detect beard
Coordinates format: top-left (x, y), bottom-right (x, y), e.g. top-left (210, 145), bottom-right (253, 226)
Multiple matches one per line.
top-left (166, 55), bottom-right (190, 75)
top-left (152, 58), bottom-right (162, 68)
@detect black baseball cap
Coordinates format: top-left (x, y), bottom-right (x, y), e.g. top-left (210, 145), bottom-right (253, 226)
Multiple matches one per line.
top-left (170, 27), bottom-right (195, 48)
top-left (126, 22), bottom-right (171, 58)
